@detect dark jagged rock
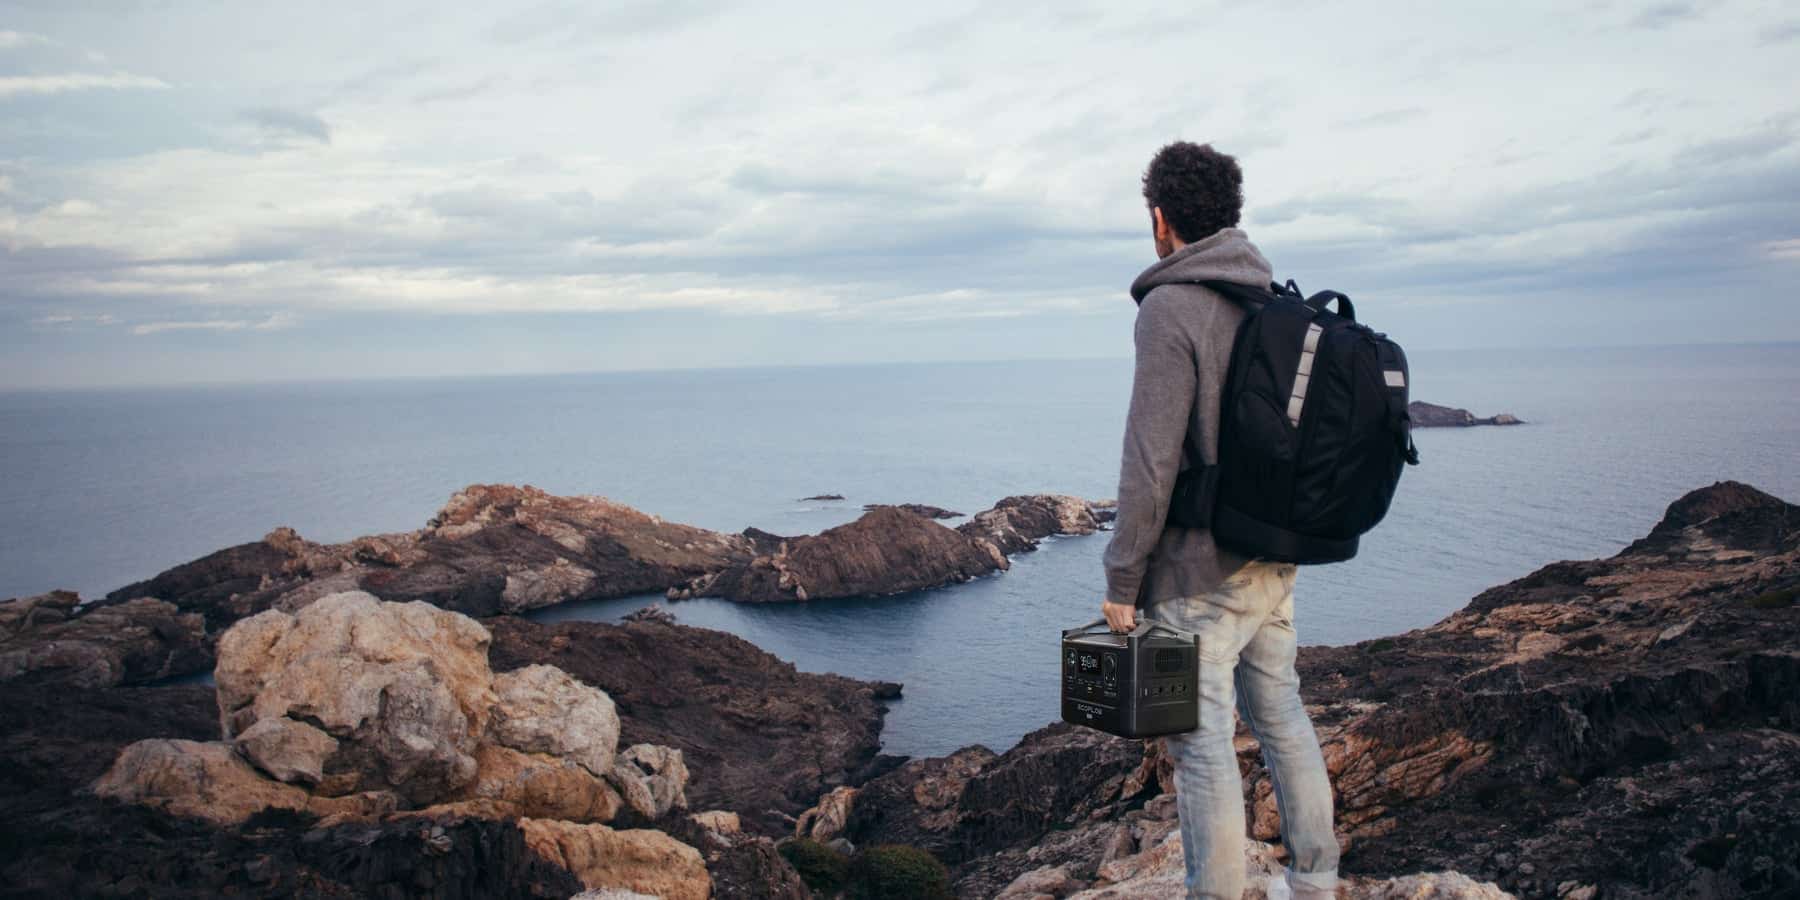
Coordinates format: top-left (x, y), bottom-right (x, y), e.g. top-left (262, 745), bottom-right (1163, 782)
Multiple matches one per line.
top-left (674, 495), bottom-right (1112, 603)
top-left (0, 590), bottom-right (209, 687)
top-left (1408, 401), bottom-right (1523, 427)
top-left (658, 811), bottom-right (811, 900)
top-left (798, 494), bottom-right (845, 502)
top-left (679, 506), bottom-right (1005, 603)
top-left (841, 723), bottom-right (1146, 869)
top-left (863, 503), bottom-right (965, 519)
top-left (622, 603), bottom-right (677, 624)
top-left (486, 615), bottom-right (899, 836)
top-left (805, 481), bottom-right (1800, 898)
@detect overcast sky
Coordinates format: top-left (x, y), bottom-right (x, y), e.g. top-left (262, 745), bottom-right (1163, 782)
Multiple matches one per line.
top-left (3, 0), bottom-right (1797, 388)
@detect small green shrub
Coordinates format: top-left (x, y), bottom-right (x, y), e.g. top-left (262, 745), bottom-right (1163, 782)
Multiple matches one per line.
top-left (779, 838), bottom-right (850, 896)
top-left (847, 844), bottom-right (953, 900)
top-left (1746, 587), bottom-right (1798, 609)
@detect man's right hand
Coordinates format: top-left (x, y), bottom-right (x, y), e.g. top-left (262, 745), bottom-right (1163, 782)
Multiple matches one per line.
top-left (1102, 599), bottom-right (1137, 633)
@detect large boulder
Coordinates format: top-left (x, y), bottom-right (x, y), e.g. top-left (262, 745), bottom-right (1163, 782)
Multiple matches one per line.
top-left (89, 591), bottom-right (694, 840)
top-left (213, 591), bottom-right (497, 803)
top-left (490, 663), bottom-right (620, 777)
top-left (232, 715), bottom-right (338, 786)
top-left (440, 744), bottom-right (625, 822)
top-left (607, 743), bottom-right (689, 820)
top-left (90, 739), bottom-right (396, 825)
top-left (518, 818), bottom-right (711, 900)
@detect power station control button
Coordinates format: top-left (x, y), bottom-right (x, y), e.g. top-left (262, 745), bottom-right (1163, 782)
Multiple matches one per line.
top-left (1102, 656), bottom-right (1117, 678)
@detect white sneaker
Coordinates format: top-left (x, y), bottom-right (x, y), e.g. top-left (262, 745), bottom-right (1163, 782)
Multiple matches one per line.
top-left (1265, 874), bottom-right (1292, 900)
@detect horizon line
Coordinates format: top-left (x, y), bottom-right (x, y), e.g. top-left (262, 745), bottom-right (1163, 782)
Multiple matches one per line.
top-left (6, 338), bottom-right (1799, 394)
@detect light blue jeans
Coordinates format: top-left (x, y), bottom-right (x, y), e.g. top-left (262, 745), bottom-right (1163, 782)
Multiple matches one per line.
top-left (1148, 560), bottom-right (1339, 899)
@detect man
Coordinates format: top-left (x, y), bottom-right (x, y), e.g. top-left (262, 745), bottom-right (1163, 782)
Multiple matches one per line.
top-left (1100, 141), bottom-right (1339, 900)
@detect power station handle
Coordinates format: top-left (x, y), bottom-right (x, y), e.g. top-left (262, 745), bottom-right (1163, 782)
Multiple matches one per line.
top-left (1062, 618), bottom-right (1197, 640)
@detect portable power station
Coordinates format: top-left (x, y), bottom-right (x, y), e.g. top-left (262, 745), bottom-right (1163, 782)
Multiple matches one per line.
top-left (1061, 619), bottom-right (1199, 738)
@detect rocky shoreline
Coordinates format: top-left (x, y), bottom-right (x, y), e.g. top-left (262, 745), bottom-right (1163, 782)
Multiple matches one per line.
top-left (0, 485), bottom-right (1112, 691)
top-left (793, 481), bottom-right (1799, 899)
top-left (1, 480), bottom-right (1794, 898)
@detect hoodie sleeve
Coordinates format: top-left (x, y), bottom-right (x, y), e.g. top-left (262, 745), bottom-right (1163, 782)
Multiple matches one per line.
top-left (1103, 289), bottom-right (1197, 606)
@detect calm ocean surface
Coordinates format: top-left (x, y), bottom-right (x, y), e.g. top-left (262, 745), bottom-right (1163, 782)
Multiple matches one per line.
top-left (4, 343), bottom-right (1797, 758)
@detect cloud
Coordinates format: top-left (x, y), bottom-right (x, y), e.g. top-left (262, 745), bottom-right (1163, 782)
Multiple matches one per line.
top-left (1759, 20), bottom-right (1800, 44)
top-left (130, 312), bottom-right (296, 335)
top-left (34, 312), bottom-right (119, 326)
top-left (1333, 107), bottom-right (1429, 131)
top-left (487, 0), bottom-right (727, 45)
top-left (0, 30), bottom-right (55, 49)
top-left (1627, 2), bottom-right (1701, 29)
top-left (1766, 238), bottom-right (1800, 260)
top-left (0, 72), bottom-right (169, 98)
top-left (3, 0), bottom-right (1799, 387)
top-left (240, 107), bottom-right (331, 144)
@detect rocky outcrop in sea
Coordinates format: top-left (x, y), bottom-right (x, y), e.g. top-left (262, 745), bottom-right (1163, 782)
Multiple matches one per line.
top-left (670, 494), bottom-right (1111, 602)
top-left (0, 485), bottom-right (1111, 690)
top-left (1408, 401), bottom-right (1523, 427)
top-left (796, 480), bottom-right (1799, 898)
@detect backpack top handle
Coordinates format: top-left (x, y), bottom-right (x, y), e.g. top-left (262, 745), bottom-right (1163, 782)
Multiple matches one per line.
top-left (1305, 290), bottom-right (1356, 322)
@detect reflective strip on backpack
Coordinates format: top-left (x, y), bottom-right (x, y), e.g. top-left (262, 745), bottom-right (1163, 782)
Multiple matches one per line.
top-left (1286, 323), bottom-right (1323, 426)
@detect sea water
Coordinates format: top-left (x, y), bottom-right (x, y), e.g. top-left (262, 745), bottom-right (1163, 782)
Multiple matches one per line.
top-left (3, 343), bottom-right (1796, 757)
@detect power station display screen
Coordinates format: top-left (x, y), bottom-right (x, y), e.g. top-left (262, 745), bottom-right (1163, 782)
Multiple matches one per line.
top-left (1077, 652), bottom-right (1103, 674)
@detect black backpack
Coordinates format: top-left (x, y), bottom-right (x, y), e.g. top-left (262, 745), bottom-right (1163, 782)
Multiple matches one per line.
top-left (1165, 279), bottom-right (1419, 564)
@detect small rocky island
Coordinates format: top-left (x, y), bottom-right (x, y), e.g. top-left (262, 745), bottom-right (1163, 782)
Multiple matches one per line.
top-left (1, 480), bottom-right (1794, 897)
top-left (1409, 401), bottom-right (1524, 427)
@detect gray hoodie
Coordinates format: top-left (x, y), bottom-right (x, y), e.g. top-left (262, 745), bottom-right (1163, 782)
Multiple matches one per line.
top-left (1102, 228), bottom-right (1274, 608)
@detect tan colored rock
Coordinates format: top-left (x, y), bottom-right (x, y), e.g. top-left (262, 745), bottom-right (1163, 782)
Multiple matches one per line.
top-left (1353, 872), bottom-right (1515, 899)
top-left (502, 560), bottom-right (601, 613)
top-left (1070, 829), bottom-right (1513, 899)
top-left (689, 810), bottom-right (741, 835)
top-left (996, 865), bottom-right (1079, 899)
top-left (607, 743), bottom-right (688, 819)
top-left (233, 716), bottom-right (338, 786)
top-left (91, 739), bottom-right (395, 826)
top-left (795, 785), bottom-right (858, 841)
top-left (490, 664), bottom-right (619, 777)
top-left (518, 818), bottom-right (711, 900)
top-left (454, 744), bottom-right (623, 822)
top-left (213, 591), bottom-right (496, 804)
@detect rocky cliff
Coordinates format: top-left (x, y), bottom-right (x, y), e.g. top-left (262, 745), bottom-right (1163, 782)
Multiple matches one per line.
top-left (798, 481), bottom-right (1799, 899)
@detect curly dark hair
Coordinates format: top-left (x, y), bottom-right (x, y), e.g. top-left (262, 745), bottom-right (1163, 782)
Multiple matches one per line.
top-left (1141, 141), bottom-right (1243, 243)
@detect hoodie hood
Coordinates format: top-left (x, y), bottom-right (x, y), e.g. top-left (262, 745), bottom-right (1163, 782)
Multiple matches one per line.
top-left (1129, 227), bottom-right (1273, 304)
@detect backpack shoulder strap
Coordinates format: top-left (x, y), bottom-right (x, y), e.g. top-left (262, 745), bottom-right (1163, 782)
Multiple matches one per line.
top-left (1197, 279), bottom-right (1279, 312)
